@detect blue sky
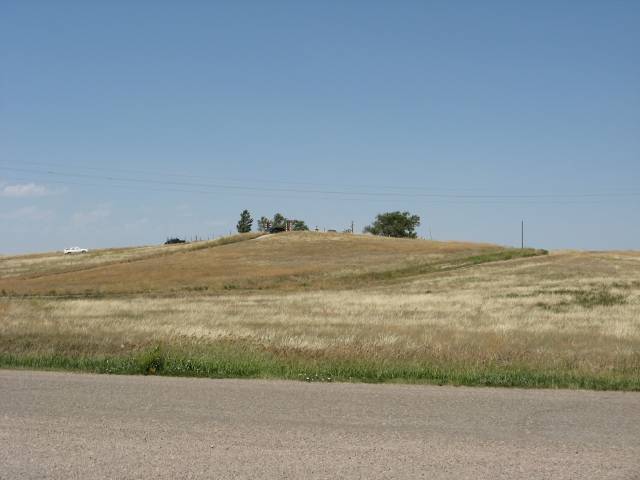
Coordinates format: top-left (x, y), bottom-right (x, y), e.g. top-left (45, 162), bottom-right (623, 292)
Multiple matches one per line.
top-left (1, 1), bottom-right (639, 254)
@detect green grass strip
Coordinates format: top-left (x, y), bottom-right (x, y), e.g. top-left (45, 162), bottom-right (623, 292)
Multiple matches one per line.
top-left (1, 350), bottom-right (637, 391)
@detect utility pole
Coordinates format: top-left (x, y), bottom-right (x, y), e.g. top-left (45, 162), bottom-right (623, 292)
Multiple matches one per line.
top-left (351, 220), bottom-right (354, 234)
top-left (521, 220), bottom-right (524, 249)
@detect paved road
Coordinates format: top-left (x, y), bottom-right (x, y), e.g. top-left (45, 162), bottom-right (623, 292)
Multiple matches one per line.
top-left (1, 370), bottom-right (639, 479)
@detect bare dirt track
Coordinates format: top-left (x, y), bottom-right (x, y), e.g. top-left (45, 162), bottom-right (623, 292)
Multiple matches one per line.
top-left (1, 370), bottom-right (639, 479)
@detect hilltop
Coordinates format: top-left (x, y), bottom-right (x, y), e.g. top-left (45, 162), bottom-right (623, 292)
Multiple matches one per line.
top-left (0, 231), bottom-right (540, 296)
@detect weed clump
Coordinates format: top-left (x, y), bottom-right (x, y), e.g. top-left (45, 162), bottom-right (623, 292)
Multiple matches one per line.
top-left (535, 287), bottom-right (626, 311)
top-left (573, 289), bottom-right (626, 308)
top-left (137, 345), bottom-right (165, 375)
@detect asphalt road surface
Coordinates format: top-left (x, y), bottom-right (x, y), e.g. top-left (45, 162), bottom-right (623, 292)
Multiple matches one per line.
top-left (1, 370), bottom-right (639, 479)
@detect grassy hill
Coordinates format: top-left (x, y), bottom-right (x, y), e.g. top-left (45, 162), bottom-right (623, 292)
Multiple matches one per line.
top-left (0, 231), bottom-right (537, 295)
top-left (1, 232), bottom-right (638, 390)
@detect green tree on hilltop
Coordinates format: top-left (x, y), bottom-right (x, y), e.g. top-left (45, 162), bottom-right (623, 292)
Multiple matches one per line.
top-left (236, 210), bottom-right (253, 233)
top-left (364, 211), bottom-right (420, 238)
top-left (257, 216), bottom-right (270, 232)
top-left (272, 213), bottom-right (286, 229)
top-left (291, 220), bottom-right (309, 231)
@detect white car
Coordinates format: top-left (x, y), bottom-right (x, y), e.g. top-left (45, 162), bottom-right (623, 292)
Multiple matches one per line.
top-left (64, 246), bottom-right (89, 255)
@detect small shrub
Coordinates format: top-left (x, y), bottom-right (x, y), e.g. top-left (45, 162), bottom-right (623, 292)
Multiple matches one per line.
top-left (535, 300), bottom-right (570, 312)
top-left (184, 285), bottom-right (209, 292)
top-left (535, 287), bottom-right (626, 311)
top-left (574, 289), bottom-right (626, 308)
top-left (137, 345), bottom-right (165, 375)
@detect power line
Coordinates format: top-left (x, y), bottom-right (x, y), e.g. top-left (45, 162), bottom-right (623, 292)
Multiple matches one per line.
top-left (2, 174), bottom-right (634, 207)
top-left (2, 164), bottom-right (639, 201)
top-left (3, 159), bottom-right (516, 192)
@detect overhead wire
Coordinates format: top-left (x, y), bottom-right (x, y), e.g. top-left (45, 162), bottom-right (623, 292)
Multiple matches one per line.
top-left (4, 160), bottom-right (505, 192)
top-left (1, 164), bottom-right (639, 202)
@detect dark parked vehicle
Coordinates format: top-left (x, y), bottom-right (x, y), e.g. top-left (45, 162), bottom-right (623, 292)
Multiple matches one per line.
top-left (164, 238), bottom-right (186, 245)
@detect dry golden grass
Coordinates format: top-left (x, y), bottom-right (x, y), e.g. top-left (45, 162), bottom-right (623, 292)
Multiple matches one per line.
top-left (1, 244), bottom-right (638, 383)
top-left (0, 233), bottom-right (261, 280)
top-left (0, 232), bottom-right (499, 295)
top-left (1, 233), bottom-right (637, 388)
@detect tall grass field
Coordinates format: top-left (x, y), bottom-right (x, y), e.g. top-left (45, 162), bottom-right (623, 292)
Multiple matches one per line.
top-left (1, 232), bottom-right (638, 390)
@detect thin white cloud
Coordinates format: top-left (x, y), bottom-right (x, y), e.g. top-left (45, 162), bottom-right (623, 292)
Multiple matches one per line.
top-left (0, 180), bottom-right (66, 198)
top-left (0, 182), bottom-right (49, 198)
